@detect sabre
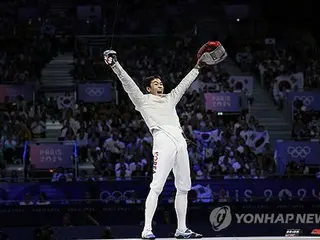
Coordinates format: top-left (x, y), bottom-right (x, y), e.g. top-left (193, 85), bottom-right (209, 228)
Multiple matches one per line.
top-left (109, 0), bottom-right (120, 50)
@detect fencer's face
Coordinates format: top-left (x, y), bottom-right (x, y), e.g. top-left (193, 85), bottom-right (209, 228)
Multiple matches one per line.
top-left (147, 78), bottom-right (164, 96)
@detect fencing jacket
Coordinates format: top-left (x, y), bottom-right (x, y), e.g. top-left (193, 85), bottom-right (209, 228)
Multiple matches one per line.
top-left (111, 62), bottom-right (199, 133)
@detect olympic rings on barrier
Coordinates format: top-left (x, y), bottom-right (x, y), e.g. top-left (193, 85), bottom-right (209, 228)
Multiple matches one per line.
top-left (287, 146), bottom-right (311, 158)
top-left (85, 87), bottom-right (105, 97)
top-left (99, 190), bottom-right (135, 203)
top-left (293, 96), bottom-right (314, 106)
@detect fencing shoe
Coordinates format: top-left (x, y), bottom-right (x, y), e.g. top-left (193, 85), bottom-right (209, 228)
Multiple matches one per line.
top-left (174, 229), bottom-right (202, 239)
top-left (141, 229), bottom-right (156, 239)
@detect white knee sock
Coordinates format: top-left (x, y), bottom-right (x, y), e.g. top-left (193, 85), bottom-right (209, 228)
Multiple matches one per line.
top-left (144, 189), bottom-right (159, 231)
top-left (175, 191), bottom-right (188, 232)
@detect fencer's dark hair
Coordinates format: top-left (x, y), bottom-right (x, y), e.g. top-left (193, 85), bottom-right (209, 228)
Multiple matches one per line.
top-left (143, 75), bottom-right (161, 89)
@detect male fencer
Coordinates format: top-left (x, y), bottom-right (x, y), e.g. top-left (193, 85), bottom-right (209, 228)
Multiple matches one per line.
top-left (104, 41), bottom-right (227, 239)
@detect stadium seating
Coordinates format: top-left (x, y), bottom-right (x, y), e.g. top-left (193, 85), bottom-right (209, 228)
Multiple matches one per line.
top-left (0, 0), bottom-right (58, 179)
top-left (235, 37), bottom-right (320, 176)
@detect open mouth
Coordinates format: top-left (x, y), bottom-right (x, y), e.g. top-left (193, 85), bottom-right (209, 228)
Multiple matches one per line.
top-left (157, 90), bottom-right (163, 94)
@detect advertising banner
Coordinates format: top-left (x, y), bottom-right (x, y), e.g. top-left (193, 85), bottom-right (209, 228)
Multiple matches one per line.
top-left (0, 179), bottom-right (319, 203)
top-left (286, 91), bottom-right (320, 111)
top-left (77, 83), bottom-right (115, 102)
top-left (204, 93), bottom-right (240, 112)
top-left (274, 141), bottom-right (320, 174)
top-left (29, 144), bottom-right (74, 169)
top-left (0, 84), bottom-right (33, 102)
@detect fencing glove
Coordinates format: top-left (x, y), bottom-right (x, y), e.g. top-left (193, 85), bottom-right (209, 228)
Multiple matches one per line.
top-left (103, 50), bottom-right (118, 66)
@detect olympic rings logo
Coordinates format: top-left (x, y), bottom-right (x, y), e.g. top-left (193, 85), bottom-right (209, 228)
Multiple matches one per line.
top-left (287, 146), bottom-right (311, 158)
top-left (99, 190), bottom-right (135, 203)
top-left (85, 87), bottom-right (105, 97)
top-left (293, 96), bottom-right (314, 106)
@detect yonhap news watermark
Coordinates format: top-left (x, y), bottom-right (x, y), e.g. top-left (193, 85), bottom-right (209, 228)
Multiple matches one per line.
top-left (209, 202), bottom-right (320, 236)
top-left (235, 212), bottom-right (320, 225)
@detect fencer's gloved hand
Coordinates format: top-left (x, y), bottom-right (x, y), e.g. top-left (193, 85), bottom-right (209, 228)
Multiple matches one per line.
top-left (196, 41), bottom-right (227, 68)
top-left (103, 50), bottom-right (118, 66)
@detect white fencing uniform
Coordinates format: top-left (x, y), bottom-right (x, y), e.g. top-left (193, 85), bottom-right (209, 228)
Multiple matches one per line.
top-left (111, 62), bottom-right (199, 232)
top-left (111, 62), bottom-right (199, 192)
top-left (151, 126), bottom-right (190, 193)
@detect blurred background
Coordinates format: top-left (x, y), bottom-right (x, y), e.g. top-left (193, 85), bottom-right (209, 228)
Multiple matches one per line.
top-left (0, 0), bottom-right (319, 239)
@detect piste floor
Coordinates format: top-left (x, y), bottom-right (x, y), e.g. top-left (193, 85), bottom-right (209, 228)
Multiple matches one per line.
top-left (79, 237), bottom-right (320, 240)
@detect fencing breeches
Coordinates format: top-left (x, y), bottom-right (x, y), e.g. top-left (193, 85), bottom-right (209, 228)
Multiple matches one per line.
top-left (144, 128), bottom-right (191, 232)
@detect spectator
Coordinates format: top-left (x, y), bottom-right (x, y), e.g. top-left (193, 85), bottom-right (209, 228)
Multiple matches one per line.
top-left (128, 154), bottom-right (147, 174)
top-left (36, 192), bottom-right (51, 205)
top-left (51, 167), bottom-right (66, 182)
top-left (19, 193), bottom-right (34, 206)
top-left (30, 117), bottom-right (46, 138)
top-left (115, 156), bottom-right (131, 180)
top-left (76, 128), bottom-right (89, 162)
top-left (3, 135), bottom-right (17, 164)
top-left (101, 226), bottom-right (113, 239)
top-left (103, 131), bottom-right (125, 164)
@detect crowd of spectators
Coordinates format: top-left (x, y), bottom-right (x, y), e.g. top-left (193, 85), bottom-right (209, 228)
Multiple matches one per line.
top-left (284, 160), bottom-right (320, 178)
top-left (47, 34), bottom-right (275, 184)
top-left (0, 0), bottom-right (58, 176)
top-left (0, 0), bottom-right (56, 82)
top-left (0, 3), bottom-right (319, 240)
top-left (75, 0), bottom-right (205, 35)
top-left (234, 37), bottom-right (320, 141)
top-left (261, 42), bottom-right (319, 140)
top-left (2, 1), bottom-right (320, 184)
top-left (54, 104), bottom-right (273, 182)
top-left (3, 37), bottom-right (320, 183)
top-left (3, 32), bottom-right (307, 182)
top-left (0, 32), bottom-right (56, 170)
top-left (291, 98), bottom-right (320, 140)
top-left (233, 37), bottom-right (320, 181)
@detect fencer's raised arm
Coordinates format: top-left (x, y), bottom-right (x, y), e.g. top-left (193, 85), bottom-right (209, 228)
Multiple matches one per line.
top-left (168, 41), bottom-right (227, 106)
top-left (168, 68), bottom-right (200, 105)
top-left (104, 50), bottom-right (145, 107)
top-left (111, 62), bottom-right (145, 106)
